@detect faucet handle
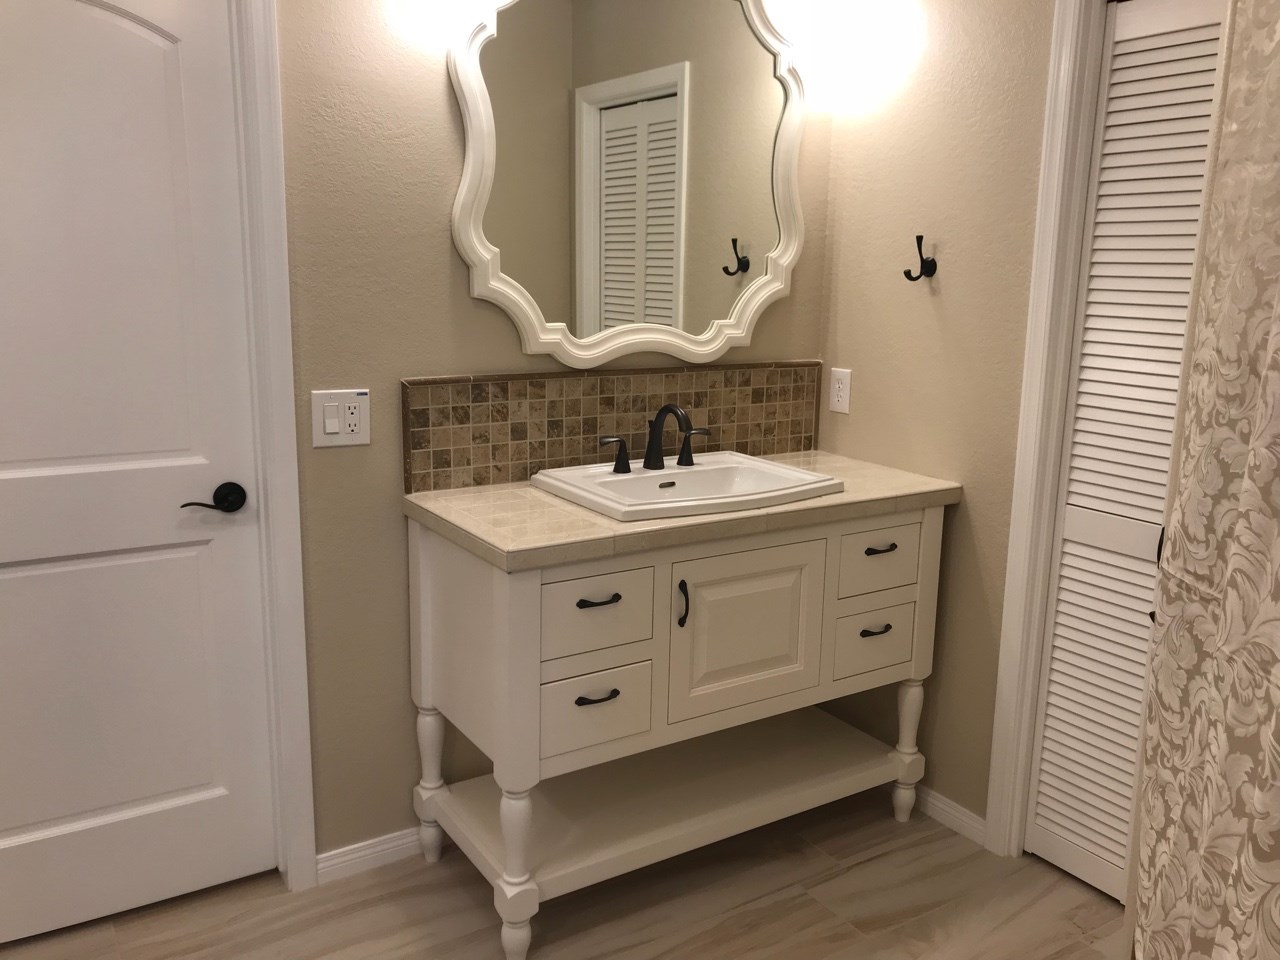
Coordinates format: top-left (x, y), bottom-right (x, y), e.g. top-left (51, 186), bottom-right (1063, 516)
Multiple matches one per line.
top-left (600, 436), bottom-right (631, 474)
top-left (677, 427), bottom-right (712, 467)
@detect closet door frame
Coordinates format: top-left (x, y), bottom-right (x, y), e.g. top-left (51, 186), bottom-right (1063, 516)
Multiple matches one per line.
top-left (985, 0), bottom-right (1112, 860)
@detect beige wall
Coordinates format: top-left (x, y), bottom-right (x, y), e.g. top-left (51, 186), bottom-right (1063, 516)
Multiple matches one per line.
top-left (573, 0), bottom-right (783, 333)
top-left (481, 0), bottom-right (575, 326)
top-left (278, 0), bottom-right (829, 853)
top-left (818, 0), bottom-right (1054, 817)
top-left (279, 0), bottom-right (1052, 851)
top-left (483, 0), bottom-right (784, 337)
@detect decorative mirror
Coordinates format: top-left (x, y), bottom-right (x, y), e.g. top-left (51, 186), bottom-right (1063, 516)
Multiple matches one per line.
top-left (449, 0), bottom-right (803, 368)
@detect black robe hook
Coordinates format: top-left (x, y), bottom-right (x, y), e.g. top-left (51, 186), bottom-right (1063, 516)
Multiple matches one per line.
top-left (722, 238), bottom-right (750, 277)
top-left (903, 234), bottom-right (938, 282)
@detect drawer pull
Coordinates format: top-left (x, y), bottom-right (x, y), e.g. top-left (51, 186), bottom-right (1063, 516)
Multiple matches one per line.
top-left (860, 624), bottom-right (894, 638)
top-left (678, 579), bottom-right (690, 627)
top-left (864, 543), bottom-right (899, 557)
top-left (576, 592), bottom-right (623, 610)
top-left (574, 688), bottom-right (621, 707)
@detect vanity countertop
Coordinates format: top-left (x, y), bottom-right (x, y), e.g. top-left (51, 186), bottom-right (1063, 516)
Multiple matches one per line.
top-left (402, 452), bottom-right (961, 572)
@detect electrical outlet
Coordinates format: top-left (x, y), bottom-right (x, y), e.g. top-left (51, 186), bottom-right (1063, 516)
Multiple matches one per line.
top-left (312, 389), bottom-right (371, 447)
top-left (829, 368), bottom-right (851, 414)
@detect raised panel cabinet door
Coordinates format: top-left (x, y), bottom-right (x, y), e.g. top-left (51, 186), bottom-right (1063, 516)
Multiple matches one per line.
top-left (669, 541), bottom-right (826, 723)
top-left (0, 0), bottom-right (277, 941)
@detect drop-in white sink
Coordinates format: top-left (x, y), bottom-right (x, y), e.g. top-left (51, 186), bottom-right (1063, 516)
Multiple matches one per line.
top-left (531, 451), bottom-right (844, 521)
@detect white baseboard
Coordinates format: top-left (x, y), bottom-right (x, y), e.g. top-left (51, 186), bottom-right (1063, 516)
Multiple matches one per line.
top-left (917, 786), bottom-right (987, 846)
top-left (316, 828), bottom-right (422, 885)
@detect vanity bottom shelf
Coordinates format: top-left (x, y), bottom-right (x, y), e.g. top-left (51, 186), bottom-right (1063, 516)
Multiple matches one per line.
top-left (431, 706), bottom-right (920, 902)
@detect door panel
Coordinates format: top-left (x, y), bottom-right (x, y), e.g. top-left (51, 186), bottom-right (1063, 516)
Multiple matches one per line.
top-left (669, 541), bottom-right (825, 722)
top-left (2, 0), bottom-right (193, 466)
top-left (0, 549), bottom-right (218, 830)
top-left (0, 0), bottom-right (277, 941)
top-left (1023, 0), bottom-right (1224, 899)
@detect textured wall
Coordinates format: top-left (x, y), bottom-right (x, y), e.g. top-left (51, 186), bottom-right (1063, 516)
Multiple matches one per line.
top-left (481, 0), bottom-right (575, 326)
top-left (279, 0), bottom-right (1052, 851)
top-left (573, 0), bottom-right (784, 333)
top-left (817, 0), bottom-right (1055, 818)
top-left (277, 0), bottom-right (830, 852)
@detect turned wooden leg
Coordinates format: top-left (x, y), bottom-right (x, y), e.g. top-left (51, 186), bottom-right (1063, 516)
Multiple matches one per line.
top-left (500, 790), bottom-right (533, 883)
top-left (893, 679), bottom-right (924, 823)
top-left (495, 789), bottom-right (538, 960)
top-left (415, 707), bottom-right (446, 863)
top-left (501, 920), bottom-right (532, 960)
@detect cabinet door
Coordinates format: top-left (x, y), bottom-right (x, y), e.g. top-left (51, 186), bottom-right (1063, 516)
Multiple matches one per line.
top-left (669, 541), bottom-right (825, 722)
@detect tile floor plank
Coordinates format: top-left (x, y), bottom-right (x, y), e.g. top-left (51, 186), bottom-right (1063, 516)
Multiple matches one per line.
top-left (1, 796), bottom-right (1124, 960)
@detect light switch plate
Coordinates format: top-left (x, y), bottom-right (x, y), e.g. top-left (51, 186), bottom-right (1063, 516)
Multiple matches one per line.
top-left (312, 389), bottom-right (370, 447)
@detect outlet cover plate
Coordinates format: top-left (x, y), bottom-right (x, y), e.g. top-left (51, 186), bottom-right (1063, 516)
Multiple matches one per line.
top-left (312, 389), bottom-right (370, 447)
top-left (829, 368), bottom-right (851, 414)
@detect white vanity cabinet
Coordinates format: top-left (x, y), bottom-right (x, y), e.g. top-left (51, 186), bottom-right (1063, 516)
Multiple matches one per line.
top-left (405, 454), bottom-right (959, 960)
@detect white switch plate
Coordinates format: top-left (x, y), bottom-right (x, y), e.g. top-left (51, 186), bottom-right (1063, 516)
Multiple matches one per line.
top-left (829, 368), bottom-right (851, 414)
top-left (312, 389), bottom-right (370, 447)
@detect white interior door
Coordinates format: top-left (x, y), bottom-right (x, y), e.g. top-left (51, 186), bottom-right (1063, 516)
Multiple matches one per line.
top-left (1023, 0), bottom-right (1225, 899)
top-left (0, 0), bottom-right (278, 940)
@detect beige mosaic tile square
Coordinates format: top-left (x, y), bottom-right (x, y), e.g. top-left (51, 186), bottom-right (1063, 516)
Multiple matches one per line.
top-left (402, 361), bottom-right (821, 493)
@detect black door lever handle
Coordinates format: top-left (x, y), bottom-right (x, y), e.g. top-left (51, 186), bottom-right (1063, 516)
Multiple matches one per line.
top-left (181, 481), bottom-right (247, 513)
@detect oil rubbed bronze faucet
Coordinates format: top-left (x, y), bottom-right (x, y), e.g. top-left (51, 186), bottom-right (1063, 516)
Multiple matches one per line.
top-left (643, 403), bottom-right (711, 470)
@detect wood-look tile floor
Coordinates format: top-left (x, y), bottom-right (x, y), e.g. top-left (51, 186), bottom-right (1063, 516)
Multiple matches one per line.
top-left (2, 793), bottom-right (1125, 960)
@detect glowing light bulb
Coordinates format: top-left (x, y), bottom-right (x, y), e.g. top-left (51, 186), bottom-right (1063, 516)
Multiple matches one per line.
top-left (766, 0), bottom-right (927, 119)
top-left (383, 0), bottom-right (496, 57)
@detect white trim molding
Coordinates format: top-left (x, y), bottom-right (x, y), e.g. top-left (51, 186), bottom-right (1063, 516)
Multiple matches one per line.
top-left (229, 0), bottom-right (318, 890)
top-left (984, 0), bottom-right (1108, 858)
top-left (316, 829), bottom-right (425, 886)
top-left (917, 787), bottom-right (987, 847)
top-left (447, 0), bottom-right (805, 368)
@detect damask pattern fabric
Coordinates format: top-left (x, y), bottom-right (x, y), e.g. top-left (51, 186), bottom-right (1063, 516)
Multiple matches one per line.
top-left (1136, 2), bottom-right (1280, 958)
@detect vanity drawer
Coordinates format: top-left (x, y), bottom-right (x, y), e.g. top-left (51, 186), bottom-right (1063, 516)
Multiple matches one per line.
top-left (541, 567), bottom-right (654, 661)
top-left (833, 602), bottom-right (915, 680)
top-left (540, 661), bottom-right (652, 758)
top-left (838, 524), bottom-right (921, 597)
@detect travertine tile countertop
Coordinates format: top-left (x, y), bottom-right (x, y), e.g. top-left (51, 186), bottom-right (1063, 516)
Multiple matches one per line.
top-left (402, 452), bottom-right (962, 572)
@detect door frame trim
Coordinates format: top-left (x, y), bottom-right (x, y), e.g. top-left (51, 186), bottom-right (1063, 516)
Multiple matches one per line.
top-left (983, 0), bottom-right (1108, 858)
top-left (229, 0), bottom-right (317, 889)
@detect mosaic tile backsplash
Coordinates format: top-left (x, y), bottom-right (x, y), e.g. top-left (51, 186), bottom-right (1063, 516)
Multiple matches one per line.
top-left (401, 361), bottom-right (822, 493)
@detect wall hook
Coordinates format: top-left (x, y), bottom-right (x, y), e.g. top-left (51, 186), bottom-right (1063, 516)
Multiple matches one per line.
top-left (722, 238), bottom-right (750, 277)
top-left (903, 234), bottom-right (938, 282)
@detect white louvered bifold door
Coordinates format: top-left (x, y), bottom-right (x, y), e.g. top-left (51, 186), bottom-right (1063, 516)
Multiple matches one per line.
top-left (599, 95), bottom-right (684, 329)
top-left (1024, 0), bottom-right (1224, 899)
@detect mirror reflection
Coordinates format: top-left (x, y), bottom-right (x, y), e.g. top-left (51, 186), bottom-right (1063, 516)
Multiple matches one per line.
top-left (481, 0), bottom-right (785, 339)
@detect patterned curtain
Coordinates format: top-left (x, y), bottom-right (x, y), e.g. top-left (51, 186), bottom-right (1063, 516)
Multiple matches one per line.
top-left (1135, 2), bottom-right (1280, 958)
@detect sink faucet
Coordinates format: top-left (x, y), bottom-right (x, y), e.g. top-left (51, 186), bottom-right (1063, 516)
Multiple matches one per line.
top-left (643, 403), bottom-right (693, 470)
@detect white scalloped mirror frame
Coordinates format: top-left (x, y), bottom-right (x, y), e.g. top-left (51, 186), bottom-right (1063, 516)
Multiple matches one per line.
top-left (447, 0), bottom-right (805, 369)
